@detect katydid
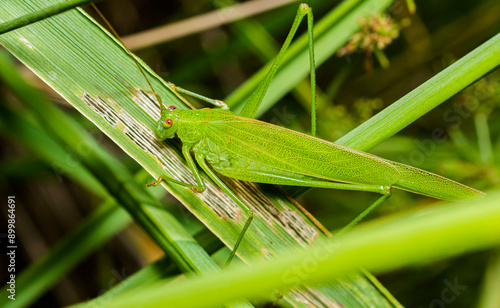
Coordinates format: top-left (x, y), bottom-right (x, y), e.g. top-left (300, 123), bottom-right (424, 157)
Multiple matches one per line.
top-left (139, 4), bottom-right (485, 266)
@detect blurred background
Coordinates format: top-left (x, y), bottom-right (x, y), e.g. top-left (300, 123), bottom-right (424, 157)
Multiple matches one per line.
top-left (1, 0), bottom-right (499, 306)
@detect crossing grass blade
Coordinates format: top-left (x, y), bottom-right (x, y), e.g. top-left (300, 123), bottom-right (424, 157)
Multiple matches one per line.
top-left (78, 190), bottom-right (500, 308)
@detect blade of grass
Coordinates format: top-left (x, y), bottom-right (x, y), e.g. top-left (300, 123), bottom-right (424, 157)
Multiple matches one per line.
top-left (0, 102), bottom-right (107, 197)
top-left (78, 228), bottom-right (224, 308)
top-left (0, 0), bottom-right (100, 34)
top-left (94, 191), bottom-right (500, 308)
top-left (337, 33), bottom-right (500, 150)
top-left (0, 199), bottom-right (129, 308)
top-left (477, 250), bottom-right (500, 308)
top-left (0, 103), bottom-right (127, 307)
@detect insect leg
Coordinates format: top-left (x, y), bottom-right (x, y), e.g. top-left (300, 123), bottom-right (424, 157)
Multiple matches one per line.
top-left (306, 5), bottom-right (317, 137)
top-left (333, 192), bottom-right (392, 238)
top-left (146, 174), bottom-right (199, 190)
top-left (238, 3), bottom-right (316, 137)
top-left (256, 174), bottom-right (392, 195)
top-left (167, 82), bottom-right (228, 109)
top-left (91, 4), bottom-right (165, 115)
top-left (300, 179), bottom-right (393, 237)
top-left (181, 143), bottom-right (207, 193)
top-left (265, 175), bottom-right (394, 236)
top-left (147, 144), bottom-right (206, 193)
top-left (194, 153), bottom-right (253, 267)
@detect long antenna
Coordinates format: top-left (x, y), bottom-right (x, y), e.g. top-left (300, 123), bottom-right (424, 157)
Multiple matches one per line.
top-left (90, 3), bottom-right (165, 115)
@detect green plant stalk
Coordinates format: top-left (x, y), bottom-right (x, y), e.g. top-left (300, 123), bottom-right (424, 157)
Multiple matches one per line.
top-left (0, 101), bottom-right (128, 307)
top-left (0, 0), bottom-right (100, 34)
top-left (100, 191), bottom-right (500, 308)
top-left (78, 228), bottom-right (224, 308)
top-left (0, 103), bottom-right (107, 197)
top-left (0, 159), bottom-right (52, 179)
top-left (477, 250), bottom-right (500, 308)
top-left (475, 112), bottom-right (494, 165)
top-left (337, 32), bottom-right (500, 150)
top-left (0, 101), bottom-right (152, 307)
top-left (0, 200), bottom-right (129, 308)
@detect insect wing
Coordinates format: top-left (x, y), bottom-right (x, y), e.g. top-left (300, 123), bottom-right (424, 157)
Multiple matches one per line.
top-left (201, 115), bottom-right (400, 186)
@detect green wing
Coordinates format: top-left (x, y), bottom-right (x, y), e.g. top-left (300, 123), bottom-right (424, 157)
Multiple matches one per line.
top-left (199, 113), bottom-right (485, 200)
top-left (200, 114), bottom-right (400, 186)
top-left (389, 162), bottom-right (485, 200)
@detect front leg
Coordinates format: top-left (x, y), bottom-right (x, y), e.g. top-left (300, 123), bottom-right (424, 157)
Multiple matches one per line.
top-left (194, 152), bottom-right (254, 267)
top-left (181, 143), bottom-right (207, 193)
top-left (146, 143), bottom-right (206, 193)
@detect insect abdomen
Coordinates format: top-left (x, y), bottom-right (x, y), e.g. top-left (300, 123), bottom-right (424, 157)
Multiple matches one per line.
top-left (198, 138), bottom-right (315, 184)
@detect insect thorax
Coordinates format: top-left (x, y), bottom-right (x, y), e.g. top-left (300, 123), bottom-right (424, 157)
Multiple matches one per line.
top-left (194, 138), bottom-right (232, 170)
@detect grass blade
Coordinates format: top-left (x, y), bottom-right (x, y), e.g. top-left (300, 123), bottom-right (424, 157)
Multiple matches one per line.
top-left (337, 32), bottom-right (500, 150)
top-left (92, 191), bottom-right (500, 308)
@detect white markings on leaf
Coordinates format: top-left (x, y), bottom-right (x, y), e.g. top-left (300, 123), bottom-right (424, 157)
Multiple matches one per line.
top-left (18, 36), bottom-right (34, 49)
top-left (132, 89), bottom-right (161, 120)
top-left (82, 93), bottom-right (117, 127)
top-left (48, 71), bottom-right (57, 81)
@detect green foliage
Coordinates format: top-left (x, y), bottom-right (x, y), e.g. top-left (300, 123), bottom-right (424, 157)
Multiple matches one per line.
top-left (0, 0), bottom-right (499, 307)
top-left (90, 191), bottom-right (500, 308)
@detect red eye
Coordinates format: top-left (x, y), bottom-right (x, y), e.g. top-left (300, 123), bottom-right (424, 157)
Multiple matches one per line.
top-left (164, 118), bottom-right (173, 127)
top-left (167, 106), bottom-right (176, 110)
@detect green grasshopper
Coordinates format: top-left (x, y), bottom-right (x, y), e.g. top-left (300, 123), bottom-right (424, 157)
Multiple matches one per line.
top-left (141, 4), bottom-right (485, 266)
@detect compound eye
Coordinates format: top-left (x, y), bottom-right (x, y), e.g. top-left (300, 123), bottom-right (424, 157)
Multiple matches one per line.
top-left (167, 105), bottom-right (176, 110)
top-left (163, 118), bottom-right (173, 128)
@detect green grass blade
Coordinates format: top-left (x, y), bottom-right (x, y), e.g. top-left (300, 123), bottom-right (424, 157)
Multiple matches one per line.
top-left (78, 228), bottom-right (223, 307)
top-left (97, 191), bottom-right (500, 308)
top-left (337, 32), bottom-right (500, 150)
top-left (0, 0), bottom-right (99, 34)
top-left (0, 200), bottom-right (129, 308)
top-left (0, 103), bottom-right (128, 307)
top-left (0, 102), bottom-right (106, 197)
top-left (478, 250), bottom-right (500, 308)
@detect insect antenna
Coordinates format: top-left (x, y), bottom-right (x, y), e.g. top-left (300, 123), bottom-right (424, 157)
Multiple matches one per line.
top-left (90, 3), bottom-right (166, 116)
